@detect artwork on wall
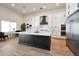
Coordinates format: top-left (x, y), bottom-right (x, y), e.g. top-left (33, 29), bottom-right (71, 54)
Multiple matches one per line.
top-left (40, 16), bottom-right (48, 25)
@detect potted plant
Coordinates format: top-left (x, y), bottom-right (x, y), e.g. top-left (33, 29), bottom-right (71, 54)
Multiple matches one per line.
top-left (21, 23), bottom-right (26, 31)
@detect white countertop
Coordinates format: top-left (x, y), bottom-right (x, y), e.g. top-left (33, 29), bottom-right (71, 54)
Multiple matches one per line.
top-left (18, 31), bottom-right (51, 36)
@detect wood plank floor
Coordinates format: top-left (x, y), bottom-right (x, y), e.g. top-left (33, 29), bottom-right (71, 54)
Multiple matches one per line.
top-left (0, 37), bottom-right (74, 56)
top-left (50, 37), bottom-right (74, 56)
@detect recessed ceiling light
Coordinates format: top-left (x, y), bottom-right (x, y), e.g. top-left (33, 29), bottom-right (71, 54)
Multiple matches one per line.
top-left (43, 6), bottom-right (46, 8)
top-left (11, 3), bottom-right (15, 6)
top-left (56, 3), bottom-right (59, 6)
top-left (33, 8), bottom-right (36, 11)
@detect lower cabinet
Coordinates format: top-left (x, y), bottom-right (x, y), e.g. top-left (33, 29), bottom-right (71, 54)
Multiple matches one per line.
top-left (19, 34), bottom-right (51, 50)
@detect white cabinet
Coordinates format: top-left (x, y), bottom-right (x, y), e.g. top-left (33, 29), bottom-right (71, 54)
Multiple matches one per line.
top-left (66, 3), bottom-right (79, 17)
top-left (51, 12), bottom-right (66, 38)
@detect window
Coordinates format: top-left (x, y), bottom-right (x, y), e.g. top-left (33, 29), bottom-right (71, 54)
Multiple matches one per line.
top-left (1, 21), bottom-right (10, 32)
top-left (10, 22), bottom-right (16, 31)
top-left (1, 20), bottom-right (16, 32)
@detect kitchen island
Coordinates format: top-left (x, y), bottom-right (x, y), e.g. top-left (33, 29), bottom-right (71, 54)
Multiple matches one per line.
top-left (18, 31), bottom-right (51, 50)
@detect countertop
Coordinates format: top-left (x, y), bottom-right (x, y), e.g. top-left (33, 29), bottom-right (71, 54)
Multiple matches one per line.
top-left (18, 31), bottom-right (51, 36)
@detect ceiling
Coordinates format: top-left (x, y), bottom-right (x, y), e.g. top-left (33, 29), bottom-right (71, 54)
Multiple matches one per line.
top-left (0, 3), bottom-right (66, 15)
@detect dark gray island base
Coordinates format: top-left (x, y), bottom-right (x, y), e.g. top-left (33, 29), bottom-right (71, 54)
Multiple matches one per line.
top-left (19, 34), bottom-right (51, 50)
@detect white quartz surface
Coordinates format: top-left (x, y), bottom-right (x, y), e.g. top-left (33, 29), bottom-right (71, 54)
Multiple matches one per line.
top-left (18, 31), bottom-right (51, 36)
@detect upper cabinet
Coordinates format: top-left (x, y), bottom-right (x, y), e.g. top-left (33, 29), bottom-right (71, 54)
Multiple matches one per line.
top-left (66, 3), bottom-right (79, 17)
top-left (52, 12), bottom-right (66, 27)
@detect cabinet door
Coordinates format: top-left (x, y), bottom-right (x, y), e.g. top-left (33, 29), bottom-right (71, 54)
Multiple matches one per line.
top-left (70, 3), bottom-right (78, 15)
top-left (66, 22), bottom-right (71, 39)
top-left (66, 3), bottom-right (70, 17)
top-left (71, 22), bottom-right (79, 40)
top-left (66, 3), bottom-right (78, 17)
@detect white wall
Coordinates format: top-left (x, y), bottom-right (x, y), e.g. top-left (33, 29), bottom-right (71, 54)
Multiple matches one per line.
top-left (24, 9), bottom-right (66, 38)
top-left (0, 6), bottom-right (24, 31)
